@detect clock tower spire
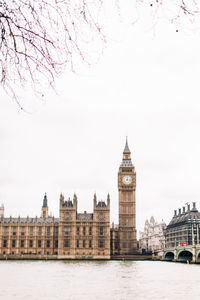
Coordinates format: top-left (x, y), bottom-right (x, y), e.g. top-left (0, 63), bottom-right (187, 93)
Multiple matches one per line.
top-left (121, 137), bottom-right (133, 165)
top-left (118, 138), bottom-right (137, 254)
top-left (123, 136), bottom-right (131, 154)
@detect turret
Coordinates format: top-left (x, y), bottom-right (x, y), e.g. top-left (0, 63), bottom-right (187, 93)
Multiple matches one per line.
top-left (41, 193), bottom-right (48, 219)
top-left (0, 204), bottom-right (4, 218)
top-left (107, 193), bottom-right (110, 208)
top-left (93, 193), bottom-right (97, 208)
top-left (73, 193), bottom-right (77, 209)
top-left (60, 193), bottom-right (64, 206)
top-left (59, 193), bottom-right (77, 223)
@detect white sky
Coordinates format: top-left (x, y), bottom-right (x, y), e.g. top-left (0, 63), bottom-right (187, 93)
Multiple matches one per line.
top-left (1, 3), bottom-right (200, 234)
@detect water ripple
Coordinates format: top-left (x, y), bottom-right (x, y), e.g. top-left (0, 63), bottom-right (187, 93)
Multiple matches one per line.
top-left (0, 261), bottom-right (200, 300)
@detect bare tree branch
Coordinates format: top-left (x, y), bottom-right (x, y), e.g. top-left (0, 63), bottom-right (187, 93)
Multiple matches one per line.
top-left (1, 0), bottom-right (200, 108)
top-left (0, 0), bottom-right (106, 106)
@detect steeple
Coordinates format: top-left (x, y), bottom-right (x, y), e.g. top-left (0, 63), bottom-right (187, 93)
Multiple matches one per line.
top-left (41, 193), bottom-right (48, 218)
top-left (121, 137), bottom-right (134, 167)
top-left (43, 193), bottom-right (47, 207)
top-left (123, 137), bottom-right (131, 154)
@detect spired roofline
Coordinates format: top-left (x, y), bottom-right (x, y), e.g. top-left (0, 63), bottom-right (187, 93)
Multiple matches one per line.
top-left (120, 137), bottom-right (134, 168)
top-left (123, 137), bottom-right (131, 154)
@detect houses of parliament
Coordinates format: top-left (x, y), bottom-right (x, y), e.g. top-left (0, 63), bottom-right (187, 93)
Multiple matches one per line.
top-left (0, 140), bottom-right (137, 259)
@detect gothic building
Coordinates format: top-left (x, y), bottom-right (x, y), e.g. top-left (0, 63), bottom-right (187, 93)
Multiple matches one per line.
top-left (0, 140), bottom-right (137, 259)
top-left (139, 217), bottom-right (166, 256)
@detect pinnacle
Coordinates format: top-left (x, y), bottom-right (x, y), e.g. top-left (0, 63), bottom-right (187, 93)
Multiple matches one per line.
top-left (123, 137), bottom-right (131, 154)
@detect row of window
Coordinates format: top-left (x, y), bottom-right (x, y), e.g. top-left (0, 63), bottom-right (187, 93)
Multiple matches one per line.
top-left (76, 226), bottom-right (93, 236)
top-left (64, 226), bottom-right (104, 236)
top-left (64, 240), bottom-right (104, 249)
top-left (1, 226), bottom-right (106, 237)
top-left (167, 241), bottom-right (193, 247)
top-left (166, 232), bottom-right (200, 240)
top-left (166, 232), bottom-right (188, 237)
top-left (2, 239), bottom-right (58, 249)
top-left (1, 239), bottom-right (105, 249)
top-left (1, 227), bottom-right (58, 236)
top-left (122, 242), bottom-right (132, 249)
top-left (166, 237), bottom-right (188, 241)
top-left (121, 191), bottom-right (133, 201)
top-left (121, 206), bottom-right (133, 214)
top-left (121, 232), bottom-right (132, 239)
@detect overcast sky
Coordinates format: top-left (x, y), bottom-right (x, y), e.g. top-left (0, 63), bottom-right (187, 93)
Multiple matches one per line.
top-left (1, 5), bottom-right (200, 233)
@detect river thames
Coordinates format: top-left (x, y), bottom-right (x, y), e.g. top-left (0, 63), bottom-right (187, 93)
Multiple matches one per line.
top-left (0, 260), bottom-right (200, 300)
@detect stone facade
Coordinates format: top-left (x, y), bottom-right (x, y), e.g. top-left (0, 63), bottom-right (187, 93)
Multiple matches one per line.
top-left (0, 193), bottom-right (110, 259)
top-left (0, 140), bottom-right (137, 259)
top-left (58, 193), bottom-right (110, 259)
top-left (165, 202), bottom-right (200, 248)
top-left (139, 216), bottom-right (166, 255)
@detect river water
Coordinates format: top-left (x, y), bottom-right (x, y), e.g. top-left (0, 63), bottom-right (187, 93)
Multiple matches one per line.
top-left (0, 260), bottom-right (200, 300)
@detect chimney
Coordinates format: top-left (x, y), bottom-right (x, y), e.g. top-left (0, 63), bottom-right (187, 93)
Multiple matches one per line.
top-left (174, 210), bottom-right (177, 217)
top-left (191, 202), bottom-right (198, 212)
top-left (178, 208), bottom-right (181, 215)
top-left (183, 206), bottom-right (185, 214)
top-left (187, 204), bottom-right (190, 212)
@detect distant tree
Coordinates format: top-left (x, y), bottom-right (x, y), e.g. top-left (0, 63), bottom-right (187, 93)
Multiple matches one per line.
top-left (0, 0), bottom-right (106, 107)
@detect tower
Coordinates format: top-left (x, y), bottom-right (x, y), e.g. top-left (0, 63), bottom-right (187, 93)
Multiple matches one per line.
top-left (58, 193), bottom-right (77, 258)
top-left (41, 193), bottom-right (48, 219)
top-left (93, 193), bottom-right (110, 259)
top-left (118, 138), bottom-right (137, 254)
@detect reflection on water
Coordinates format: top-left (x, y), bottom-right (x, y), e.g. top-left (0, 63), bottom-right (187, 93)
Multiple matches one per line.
top-left (0, 261), bottom-right (200, 300)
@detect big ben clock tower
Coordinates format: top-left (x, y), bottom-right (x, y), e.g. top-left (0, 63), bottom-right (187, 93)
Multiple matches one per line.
top-left (118, 138), bottom-right (137, 254)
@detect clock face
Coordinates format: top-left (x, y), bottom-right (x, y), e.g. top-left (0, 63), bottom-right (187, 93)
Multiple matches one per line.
top-left (122, 175), bottom-right (132, 185)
